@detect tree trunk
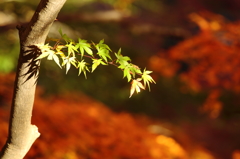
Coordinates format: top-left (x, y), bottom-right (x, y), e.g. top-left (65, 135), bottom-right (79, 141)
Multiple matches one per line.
top-left (0, 0), bottom-right (66, 159)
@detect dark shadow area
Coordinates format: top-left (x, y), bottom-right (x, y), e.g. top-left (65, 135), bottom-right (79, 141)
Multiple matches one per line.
top-left (21, 45), bottom-right (41, 84)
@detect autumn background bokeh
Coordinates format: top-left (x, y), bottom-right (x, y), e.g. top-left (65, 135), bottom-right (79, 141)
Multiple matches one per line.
top-left (1, 0), bottom-right (240, 159)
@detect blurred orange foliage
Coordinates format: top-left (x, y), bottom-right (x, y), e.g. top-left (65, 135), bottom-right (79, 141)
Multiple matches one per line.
top-left (0, 74), bottom-right (190, 159)
top-left (200, 89), bottom-right (222, 119)
top-left (150, 11), bottom-right (240, 118)
top-left (151, 11), bottom-right (240, 92)
top-left (232, 150), bottom-right (240, 159)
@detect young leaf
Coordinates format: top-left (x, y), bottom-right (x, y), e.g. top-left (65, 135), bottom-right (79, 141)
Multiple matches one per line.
top-left (66, 42), bottom-right (78, 57)
top-left (142, 69), bottom-right (156, 91)
top-left (75, 39), bottom-right (93, 57)
top-left (77, 60), bottom-right (90, 78)
top-left (131, 64), bottom-right (142, 74)
top-left (129, 78), bottom-right (145, 98)
top-left (95, 39), bottom-right (111, 52)
top-left (35, 51), bottom-right (51, 60)
top-left (91, 59), bottom-right (107, 72)
top-left (91, 59), bottom-right (101, 72)
top-left (123, 67), bottom-right (132, 82)
top-left (115, 50), bottom-right (131, 67)
top-left (97, 48), bottom-right (112, 62)
top-left (95, 40), bottom-right (112, 62)
top-left (35, 44), bottom-right (62, 68)
top-left (55, 45), bottom-right (67, 59)
top-left (42, 51), bottom-right (62, 68)
top-left (35, 44), bottom-right (53, 60)
top-left (62, 56), bottom-right (77, 74)
top-left (52, 54), bottom-right (62, 68)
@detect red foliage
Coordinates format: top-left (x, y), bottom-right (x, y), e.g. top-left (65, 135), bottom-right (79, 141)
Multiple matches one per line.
top-left (1, 73), bottom-right (240, 159)
top-left (0, 74), bottom-right (188, 159)
top-left (150, 11), bottom-right (240, 118)
top-left (151, 11), bottom-right (240, 92)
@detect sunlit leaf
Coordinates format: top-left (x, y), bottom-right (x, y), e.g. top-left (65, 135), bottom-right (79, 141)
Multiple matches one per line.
top-left (52, 54), bottom-right (62, 68)
top-left (84, 46), bottom-right (93, 56)
top-left (66, 42), bottom-right (78, 57)
top-left (75, 39), bottom-right (93, 57)
top-left (35, 51), bottom-right (51, 60)
top-left (35, 44), bottom-right (53, 60)
top-left (55, 45), bottom-right (66, 59)
top-left (123, 67), bottom-right (132, 82)
top-left (142, 69), bottom-right (156, 91)
top-left (78, 60), bottom-right (90, 78)
top-left (131, 64), bottom-right (142, 74)
top-left (95, 40), bottom-right (112, 62)
top-left (95, 39), bottom-right (111, 52)
top-left (129, 78), bottom-right (145, 98)
top-left (66, 62), bottom-right (71, 74)
top-left (91, 59), bottom-right (107, 72)
top-left (97, 48), bottom-right (111, 62)
top-left (56, 45), bottom-right (66, 51)
top-left (91, 59), bottom-right (101, 72)
top-left (62, 56), bottom-right (77, 74)
top-left (115, 50), bottom-right (131, 68)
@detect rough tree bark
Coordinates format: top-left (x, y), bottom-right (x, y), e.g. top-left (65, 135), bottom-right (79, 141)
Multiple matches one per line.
top-left (0, 0), bottom-right (66, 159)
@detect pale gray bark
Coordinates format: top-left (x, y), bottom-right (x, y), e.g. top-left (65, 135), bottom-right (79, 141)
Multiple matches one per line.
top-left (0, 0), bottom-right (66, 159)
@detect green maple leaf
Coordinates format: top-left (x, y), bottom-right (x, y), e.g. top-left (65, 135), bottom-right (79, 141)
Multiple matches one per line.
top-left (77, 60), bottom-right (90, 78)
top-left (115, 49), bottom-right (131, 67)
top-left (123, 67), bottom-right (132, 82)
top-left (66, 42), bottom-right (78, 57)
top-left (91, 59), bottom-right (107, 72)
top-left (94, 40), bottom-right (112, 62)
top-left (75, 39), bottom-right (93, 57)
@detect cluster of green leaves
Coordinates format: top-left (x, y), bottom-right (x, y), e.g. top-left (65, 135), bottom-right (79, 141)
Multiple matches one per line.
top-left (35, 30), bottom-right (155, 97)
